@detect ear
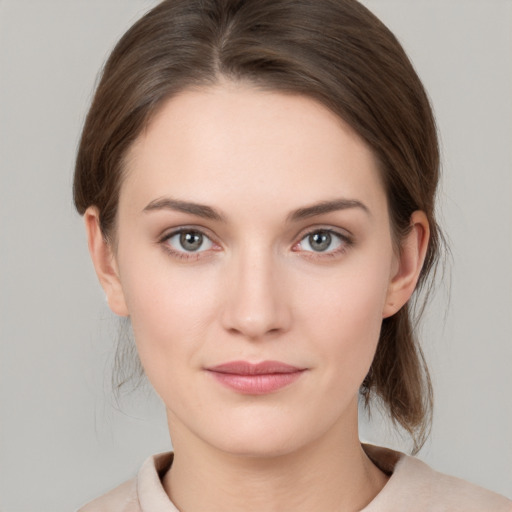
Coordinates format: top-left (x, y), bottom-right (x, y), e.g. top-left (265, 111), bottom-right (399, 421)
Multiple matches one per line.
top-left (382, 210), bottom-right (430, 318)
top-left (84, 207), bottom-right (129, 317)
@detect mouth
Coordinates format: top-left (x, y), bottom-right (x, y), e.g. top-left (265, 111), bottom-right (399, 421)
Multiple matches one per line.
top-left (205, 360), bottom-right (307, 395)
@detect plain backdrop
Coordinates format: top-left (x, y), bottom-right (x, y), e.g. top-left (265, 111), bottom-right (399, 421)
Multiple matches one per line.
top-left (0, 1), bottom-right (511, 510)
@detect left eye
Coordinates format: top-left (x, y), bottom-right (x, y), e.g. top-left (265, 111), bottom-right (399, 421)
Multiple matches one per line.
top-left (165, 230), bottom-right (214, 253)
top-left (297, 230), bottom-right (344, 253)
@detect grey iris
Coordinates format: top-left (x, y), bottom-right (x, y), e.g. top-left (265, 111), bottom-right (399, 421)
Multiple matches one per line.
top-left (180, 231), bottom-right (203, 251)
top-left (309, 231), bottom-right (331, 251)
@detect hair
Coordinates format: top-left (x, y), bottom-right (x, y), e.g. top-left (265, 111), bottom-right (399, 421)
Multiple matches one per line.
top-left (74, 0), bottom-right (443, 453)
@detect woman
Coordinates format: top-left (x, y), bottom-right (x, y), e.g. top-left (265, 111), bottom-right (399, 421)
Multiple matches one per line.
top-left (74, 0), bottom-right (511, 510)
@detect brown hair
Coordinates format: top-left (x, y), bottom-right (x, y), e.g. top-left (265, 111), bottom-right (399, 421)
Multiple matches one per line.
top-left (74, 0), bottom-right (442, 453)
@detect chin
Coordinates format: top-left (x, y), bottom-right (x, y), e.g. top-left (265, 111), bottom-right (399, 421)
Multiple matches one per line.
top-left (216, 436), bottom-right (303, 460)
top-left (199, 415), bottom-right (324, 460)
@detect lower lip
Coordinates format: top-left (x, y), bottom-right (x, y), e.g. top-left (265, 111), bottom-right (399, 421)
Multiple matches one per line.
top-left (208, 371), bottom-right (305, 395)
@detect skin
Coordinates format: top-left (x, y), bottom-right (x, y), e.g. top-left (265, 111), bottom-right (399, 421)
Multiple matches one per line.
top-left (86, 82), bottom-right (429, 511)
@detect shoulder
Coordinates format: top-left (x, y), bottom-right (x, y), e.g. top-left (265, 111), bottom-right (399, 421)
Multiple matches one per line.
top-left (77, 452), bottom-right (175, 512)
top-left (405, 456), bottom-right (511, 511)
top-left (77, 478), bottom-right (139, 512)
top-left (364, 445), bottom-right (512, 512)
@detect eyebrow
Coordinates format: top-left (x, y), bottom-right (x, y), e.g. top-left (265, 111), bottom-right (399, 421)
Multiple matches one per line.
top-left (286, 198), bottom-right (370, 222)
top-left (143, 197), bottom-right (370, 222)
top-left (143, 197), bottom-right (227, 221)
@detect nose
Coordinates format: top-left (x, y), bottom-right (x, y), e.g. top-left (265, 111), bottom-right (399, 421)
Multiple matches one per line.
top-left (220, 245), bottom-right (292, 341)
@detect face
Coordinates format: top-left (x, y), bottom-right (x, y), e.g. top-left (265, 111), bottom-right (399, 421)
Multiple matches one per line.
top-left (91, 83), bottom-right (417, 458)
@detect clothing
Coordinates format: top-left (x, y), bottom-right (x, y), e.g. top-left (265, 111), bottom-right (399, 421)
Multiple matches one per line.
top-left (78, 445), bottom-right (512, 511)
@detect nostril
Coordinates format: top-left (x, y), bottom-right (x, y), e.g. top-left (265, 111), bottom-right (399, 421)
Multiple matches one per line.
top-left (222, 307), bottom-right (289, 340)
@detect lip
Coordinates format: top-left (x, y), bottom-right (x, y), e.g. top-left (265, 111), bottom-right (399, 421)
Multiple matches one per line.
top-left (206, 360), bottom-right (306, 395)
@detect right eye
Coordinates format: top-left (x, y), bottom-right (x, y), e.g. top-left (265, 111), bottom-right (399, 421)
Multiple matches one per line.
top-left (162, 229), bottom-right (215, 256)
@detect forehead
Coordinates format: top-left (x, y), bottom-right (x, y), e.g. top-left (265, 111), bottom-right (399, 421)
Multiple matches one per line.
top-left (121, 84), bottom-right (387, 219)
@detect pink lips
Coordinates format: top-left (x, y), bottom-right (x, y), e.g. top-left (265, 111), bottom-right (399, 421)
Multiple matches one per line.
top-left (206, 360), bottom-right (306, 395)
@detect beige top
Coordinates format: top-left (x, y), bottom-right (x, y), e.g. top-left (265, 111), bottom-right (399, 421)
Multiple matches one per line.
top-left (78, 445), bottom-right (512, 511)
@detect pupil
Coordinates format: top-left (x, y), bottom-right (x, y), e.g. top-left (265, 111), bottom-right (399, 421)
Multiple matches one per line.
top-left (180, 231), bottom-right (202, 251)
top-left (310, 231), bottom-right (331, 251)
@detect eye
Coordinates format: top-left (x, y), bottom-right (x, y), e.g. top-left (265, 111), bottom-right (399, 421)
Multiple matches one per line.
top-left (164, 229), bottom-right (214, 253)
top-left (295, 229), bottom-right (349, 254)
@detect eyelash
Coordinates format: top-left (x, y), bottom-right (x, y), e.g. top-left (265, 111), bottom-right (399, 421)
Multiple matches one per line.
top-left (158, 227), bottom-right (353, 262)
top-left (159, 227), bottom-right (219, 261)
top-left (292, 228), bottom-right (353, 260)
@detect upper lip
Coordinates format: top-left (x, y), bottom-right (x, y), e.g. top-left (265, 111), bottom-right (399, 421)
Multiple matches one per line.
top-left (207, 360), bottom-right (304, 375)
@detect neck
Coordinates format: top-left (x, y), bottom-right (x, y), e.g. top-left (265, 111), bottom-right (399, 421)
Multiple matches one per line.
top-left (162, 408), bottom-right (388, 512)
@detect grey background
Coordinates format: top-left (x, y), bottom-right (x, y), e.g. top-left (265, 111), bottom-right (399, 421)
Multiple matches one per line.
top-left (0, 1), bottom-right (511, 510)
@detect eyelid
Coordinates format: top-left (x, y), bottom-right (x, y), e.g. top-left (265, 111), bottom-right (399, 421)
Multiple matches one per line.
top-left (295, 225), bottom-right (353, 243)
top-left (292, 226), bottom-right (354, 257)
top-left (159, 225), bottom-right (218, 244)
top-left (158, 225), bottom-right (221, 260)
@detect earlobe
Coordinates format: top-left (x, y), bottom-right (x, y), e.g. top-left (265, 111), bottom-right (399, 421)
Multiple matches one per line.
top-left (84, 207), bottom-right (129, 317)
top-left (382, 211), bottom-right (430, 318)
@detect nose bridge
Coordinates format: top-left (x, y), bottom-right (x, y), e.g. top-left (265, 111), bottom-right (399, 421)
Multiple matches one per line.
top-left (221, 240), bottom-right (290, 340)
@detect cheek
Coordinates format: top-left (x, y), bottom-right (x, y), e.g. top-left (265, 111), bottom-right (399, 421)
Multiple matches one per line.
top-left (116, 252), bottom-right (220, 381)
top-left (295, 258), bottom-right (391, 385)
